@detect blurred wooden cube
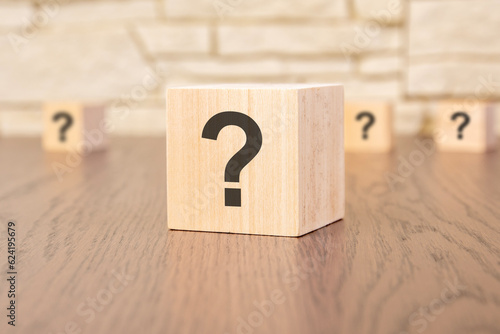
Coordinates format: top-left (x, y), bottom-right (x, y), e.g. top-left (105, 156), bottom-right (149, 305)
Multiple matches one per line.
top-left (42, 102), bottom-right (108, 152)
top-left (166, 84), bottom-right (345, 237)
top-left (344, 101), bottom-right (393, 152)
top-left (434, 101), bottom-right (496, 153)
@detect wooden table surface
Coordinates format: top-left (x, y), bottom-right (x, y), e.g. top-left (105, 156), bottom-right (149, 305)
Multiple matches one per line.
top-left (1, 137), bottom-right (499, 334)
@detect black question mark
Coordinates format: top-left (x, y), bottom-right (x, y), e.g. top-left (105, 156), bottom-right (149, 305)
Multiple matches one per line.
top-left (451, 111), bottom-right (470, 140)
top-left (202, 111), bottom-right (263, 207)
top-left (356, 111), bottom-right (376, 140)
top-left (52, 112), bottom-right (73, 142)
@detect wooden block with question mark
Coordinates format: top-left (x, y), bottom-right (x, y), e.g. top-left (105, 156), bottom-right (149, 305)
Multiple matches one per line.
top-left (42, 102), bottom-right (108, 152)
top-left (344, 101), bottom-right (393, 152)
top-left (434, 101), bottom-right (496, 153)
top-left (166, 84), bottom-right (345, 237)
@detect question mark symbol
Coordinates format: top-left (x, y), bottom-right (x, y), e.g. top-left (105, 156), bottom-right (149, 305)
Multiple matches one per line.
top-left (202, 111), bottom-right (263, 207)
top-left (356, 111), bottom-right (376, 140)
top-left (451, 111), bottom-right (470, 140)
top-left (53, 112), bottom-right (73, 142)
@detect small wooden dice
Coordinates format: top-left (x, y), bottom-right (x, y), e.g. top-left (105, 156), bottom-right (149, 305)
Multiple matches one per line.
top-left (344, 101), bottom-right (393, 152)
top-left (43, 102), bottom-right (108, 152)
top-left (434, 101), bottom-right (496, 152)
top-left (166, 84), bottom-right (345, 237)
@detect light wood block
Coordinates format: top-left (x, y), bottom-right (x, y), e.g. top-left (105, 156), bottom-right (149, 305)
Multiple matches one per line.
top-left (42, 102), bottom-right (108, 152)
top-left (166, 84), bottom-right (345, 237)
top-left (344, 101), bottom-right (393, 152)
top-left (434, 101), bottom-right (496, 153)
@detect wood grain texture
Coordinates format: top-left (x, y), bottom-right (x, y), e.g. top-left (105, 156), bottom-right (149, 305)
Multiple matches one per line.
top-left (1, 137), bottom-right (499, 334)
top-left (166, 84), bottom-right (344, 236)
top-left (298, 86), bottom-right (344, 235)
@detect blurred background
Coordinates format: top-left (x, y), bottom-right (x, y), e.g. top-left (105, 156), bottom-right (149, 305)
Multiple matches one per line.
top-left (0, 0), bottom-right (499, 137)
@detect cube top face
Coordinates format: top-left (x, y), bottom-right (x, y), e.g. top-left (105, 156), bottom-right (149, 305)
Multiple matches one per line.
top-left (435, 101), bottom-right (496, 152)
top-left (166, 84), bottom-right (344, 237)
top-left (43, 102), bottom-right (84, 151)
top-left (171, 83), bottom-right (343, 90)
top-left (344, 101), bottom-right (393, 152)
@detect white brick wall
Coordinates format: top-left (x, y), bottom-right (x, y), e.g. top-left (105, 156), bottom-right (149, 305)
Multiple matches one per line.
top-left (217, 25), bottom-right (401, 55)
top-left (0, 0), bottom-right (499, 136)
top-left (0, 3), bottom-right (32, 28)
top-left (137, 24), bottom-right (211, 55)
top-left (409, 1), bottom-right (500, 56)
top-left (359, 55), bottom-right (401, 75)
top-left (48, 1), bottom-right (158, 25)
top-left (408, 0), bottom-right (500, 101)
top-left (354, 0), bottom-right (403, 23)
top-left (0, 109), bottom-right (42, 136)
top-left (0, 28), bottom-right (151, 102)
top-left (408, 62), bottom-right (500, 97)
top-left (164, 0), bottom-right (348, 19)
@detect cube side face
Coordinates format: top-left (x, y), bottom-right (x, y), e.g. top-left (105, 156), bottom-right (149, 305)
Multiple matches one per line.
top-left (43, 103), bottom-right (84, 152)
top-left (298, 86), bottom-right (345, 236)
top-left (166, 88), bottom-right (300, 236)
top-left (485, 104), bottom-right (497, 151)
top-left (435, 101), bottom-right (494, 152)
top-left (344, 102), bottom-right (393, 152)
top-left (82, 105), bottom-right (108, 152)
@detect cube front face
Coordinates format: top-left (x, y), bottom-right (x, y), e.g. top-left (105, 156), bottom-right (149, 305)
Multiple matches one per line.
top-left (43, 103), bottom-right (84, 151)
top-left (435, 101), bottom-right (496, 152)
top-left (344, 102), bottom-right (393, 152)
top-left (166, 85), bottom-right (344, 237)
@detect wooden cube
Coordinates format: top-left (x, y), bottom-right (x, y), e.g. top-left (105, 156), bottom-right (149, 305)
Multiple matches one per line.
top-left (42, 102), bottom-right (108, 152)
top-left (344, 101), bottom-right (393, 152)
top-left (166, 84), bottom-right (345, 237)
top-left (434, 101), bottom-right (496, 152)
